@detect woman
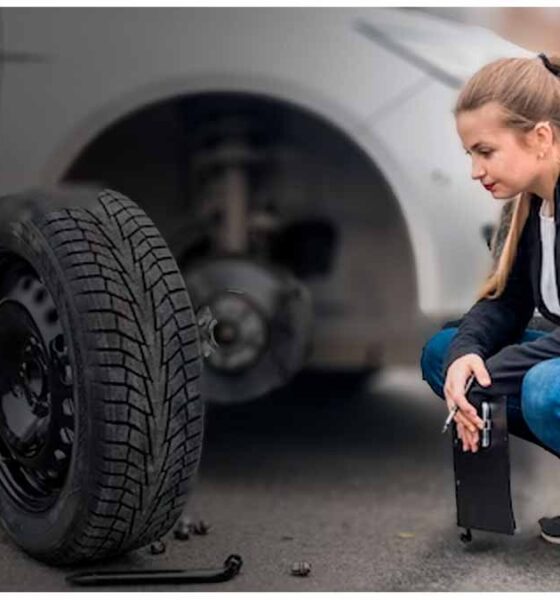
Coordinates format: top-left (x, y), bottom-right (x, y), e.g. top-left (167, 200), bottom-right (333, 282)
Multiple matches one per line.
top-left (420, 53), bottom-right (560, 544)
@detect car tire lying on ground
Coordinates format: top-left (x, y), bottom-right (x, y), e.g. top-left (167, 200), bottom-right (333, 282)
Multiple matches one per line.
top-left (0, 188), bottom-right (203, 565)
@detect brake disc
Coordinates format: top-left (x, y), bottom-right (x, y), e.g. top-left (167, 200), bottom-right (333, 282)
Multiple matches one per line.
top-left (184, 256), bottom-right (312, 403)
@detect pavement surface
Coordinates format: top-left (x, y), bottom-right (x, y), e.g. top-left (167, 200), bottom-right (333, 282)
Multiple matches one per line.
top-left (2, 367), bottom-right (560, 591)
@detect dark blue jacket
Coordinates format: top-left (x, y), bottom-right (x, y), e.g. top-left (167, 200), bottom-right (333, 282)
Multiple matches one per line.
top-left (443, 179), bottom-right (560, 400)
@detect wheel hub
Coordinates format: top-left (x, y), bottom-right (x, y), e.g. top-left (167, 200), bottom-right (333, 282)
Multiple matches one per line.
top-left (184, 256), bottom-right (312, 403)
top-left (0, 313), bottom-right (51, 461)
top-left (200, 291), bottom-right (268, 374)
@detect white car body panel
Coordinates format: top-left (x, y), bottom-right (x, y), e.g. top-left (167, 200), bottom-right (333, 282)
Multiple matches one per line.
top-left (0, 7), bottom-right (532, 331)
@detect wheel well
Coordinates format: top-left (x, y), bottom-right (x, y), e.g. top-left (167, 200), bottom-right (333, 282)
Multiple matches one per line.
top-left (63, 92), bottom-right (418, 338)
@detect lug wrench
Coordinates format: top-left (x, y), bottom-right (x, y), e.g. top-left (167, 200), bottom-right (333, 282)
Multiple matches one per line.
top-left (66, 554), bottom-right (243, 587)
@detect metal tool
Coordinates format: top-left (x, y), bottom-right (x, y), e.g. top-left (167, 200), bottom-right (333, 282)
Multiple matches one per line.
top-left (441, 374), bottom-right (475, 434)
top-left (481, 401), bottom-right (491, 448)
top-left (441, 406), bottom-right (459, 434)
top-left (66, 554), bottom-right (243, 586)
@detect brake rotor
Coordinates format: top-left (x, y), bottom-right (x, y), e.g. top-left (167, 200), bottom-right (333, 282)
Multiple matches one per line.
top-left (184, 257), bottom-right (312, 404)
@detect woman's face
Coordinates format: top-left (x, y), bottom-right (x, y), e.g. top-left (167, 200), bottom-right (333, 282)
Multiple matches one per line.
top-left (456, 101), bottom-right (541, 200)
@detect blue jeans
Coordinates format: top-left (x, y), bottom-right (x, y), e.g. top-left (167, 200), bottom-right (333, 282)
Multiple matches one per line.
top-left (420, 327), bottom-right (560, 457)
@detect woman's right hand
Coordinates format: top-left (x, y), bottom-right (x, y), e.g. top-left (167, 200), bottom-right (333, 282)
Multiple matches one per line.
top-left (443, 353), bottom-right (491, 452)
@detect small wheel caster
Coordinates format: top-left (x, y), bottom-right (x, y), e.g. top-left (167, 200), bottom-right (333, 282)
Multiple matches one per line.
top-left (459, 528), bottom-right (472, 544)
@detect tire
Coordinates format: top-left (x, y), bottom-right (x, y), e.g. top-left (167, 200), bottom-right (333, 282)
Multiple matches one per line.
top-left (0, 188), bottom-right (203, 565)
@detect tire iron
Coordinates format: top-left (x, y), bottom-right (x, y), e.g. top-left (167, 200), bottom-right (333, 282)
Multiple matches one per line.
top-left (66, 554), bottom-right (242, 586)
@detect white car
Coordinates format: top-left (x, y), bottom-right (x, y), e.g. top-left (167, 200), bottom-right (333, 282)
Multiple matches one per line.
top-left (0, 7), bottom-right (531, 402)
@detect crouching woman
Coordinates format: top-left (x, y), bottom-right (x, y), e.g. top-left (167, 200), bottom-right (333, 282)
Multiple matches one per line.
top-left (421, 53), bottom-right (560, 544)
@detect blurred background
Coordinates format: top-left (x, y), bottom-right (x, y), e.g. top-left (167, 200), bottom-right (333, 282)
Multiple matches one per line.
top-left (1, 6), bottom-right (547, 408)
top-left (417, 7), bottom-right (560, 54)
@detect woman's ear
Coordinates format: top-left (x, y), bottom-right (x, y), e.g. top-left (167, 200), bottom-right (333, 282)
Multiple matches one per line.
top-left (534, 120), bottom-right (555, 154)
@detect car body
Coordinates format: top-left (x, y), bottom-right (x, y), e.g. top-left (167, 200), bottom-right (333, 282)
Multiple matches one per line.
top-left (0, 7), bottom-right (532, 399)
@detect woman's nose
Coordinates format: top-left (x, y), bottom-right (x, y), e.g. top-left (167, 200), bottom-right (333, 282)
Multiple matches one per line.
top-left (471, 160), bottom-right (485, 180)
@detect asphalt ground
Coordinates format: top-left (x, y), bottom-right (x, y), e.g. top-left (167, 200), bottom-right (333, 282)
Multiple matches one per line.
top-left (2, 367), bottom-right (560, 591)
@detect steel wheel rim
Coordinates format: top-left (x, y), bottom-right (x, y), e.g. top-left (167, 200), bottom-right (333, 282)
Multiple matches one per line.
top-left (0, 256), bottom-right (75, 512)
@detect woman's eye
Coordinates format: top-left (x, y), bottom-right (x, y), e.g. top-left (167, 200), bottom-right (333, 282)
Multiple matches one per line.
top-left (464, 149), bottom-right (493, 157)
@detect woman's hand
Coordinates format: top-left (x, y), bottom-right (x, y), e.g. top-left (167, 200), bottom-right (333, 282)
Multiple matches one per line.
top-left (444, 353), bottom-right (491, 452)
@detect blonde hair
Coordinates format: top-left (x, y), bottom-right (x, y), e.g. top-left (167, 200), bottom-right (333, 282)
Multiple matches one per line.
top-left (454, 56), bottom-right (560, 300)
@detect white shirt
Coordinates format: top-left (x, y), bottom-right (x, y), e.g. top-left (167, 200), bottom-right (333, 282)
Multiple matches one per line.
top-left (539, 198), bottom-right (560, 316)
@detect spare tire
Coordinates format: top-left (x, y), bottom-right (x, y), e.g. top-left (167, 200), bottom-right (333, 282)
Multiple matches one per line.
top-left (0, 188), bottom-right (203, 565)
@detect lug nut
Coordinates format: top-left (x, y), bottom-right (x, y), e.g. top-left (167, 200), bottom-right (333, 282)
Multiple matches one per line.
top-left (149, 540), bottom-right (166, 555)
top-left (290, 562), bottom-right (311, 577)
top-left (192, 520), bottom-right (211, 536)
top-left (173, 520), bottom-right (191, 541)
